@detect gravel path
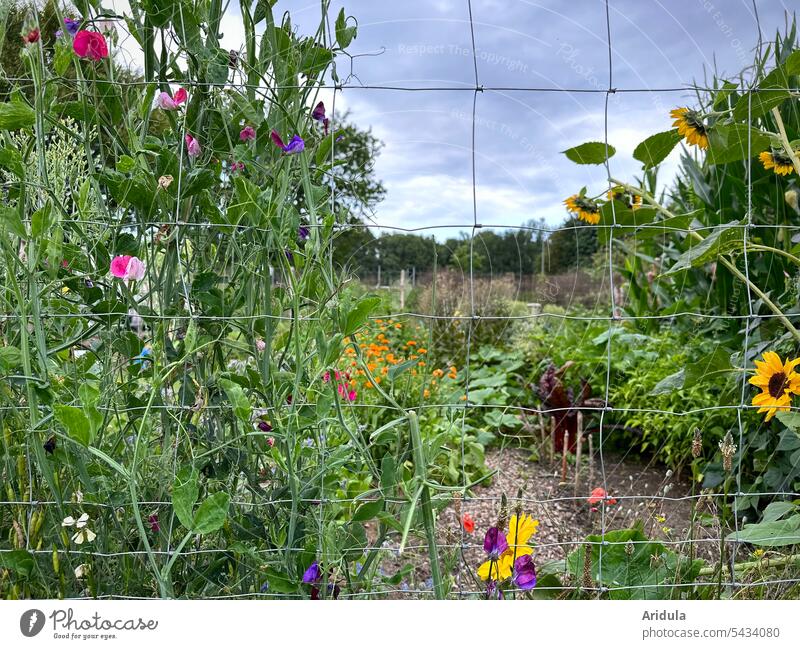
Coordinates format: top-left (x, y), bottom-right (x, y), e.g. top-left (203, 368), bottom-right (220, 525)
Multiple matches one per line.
top-left (379, 444), bottom-right (723, 595)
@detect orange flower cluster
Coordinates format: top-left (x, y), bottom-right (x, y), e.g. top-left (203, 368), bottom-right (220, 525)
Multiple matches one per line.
top-left (339, 320), bottom-right (459, 400)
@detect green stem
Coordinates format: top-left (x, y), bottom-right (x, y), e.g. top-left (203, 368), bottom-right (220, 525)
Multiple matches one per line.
top-left (408, 410), bottom-right (445, 599)
top-left (771, 107), bottom-right (800, 177)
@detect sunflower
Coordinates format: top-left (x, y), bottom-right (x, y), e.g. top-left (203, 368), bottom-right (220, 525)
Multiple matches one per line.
top-left (749, 351), bottom-right (800, 421)
top-left (759, 149), bottom-right (797, 177)
top-left (670, 107), bottom-right (709, 149)
top-left (564, 194), bottom-right (600, 225)
top-left (607, 186), bottom-right (643, 210)
top-left (478, 514), bottom-right (539, 581)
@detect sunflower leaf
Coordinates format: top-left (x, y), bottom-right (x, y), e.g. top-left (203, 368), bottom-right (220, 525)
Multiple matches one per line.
top-left (562, 141), bottom-right (615, 165)
top-left (633, 129), bottom-right (681, 169)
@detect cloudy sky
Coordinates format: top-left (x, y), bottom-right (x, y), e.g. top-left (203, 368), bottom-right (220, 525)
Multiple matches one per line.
top-left (113, 1), bottom-right (794, 237)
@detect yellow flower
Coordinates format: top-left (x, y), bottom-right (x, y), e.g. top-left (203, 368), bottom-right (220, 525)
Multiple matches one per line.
top-left (759, 149), bottom-right (797, 177)
top-left (477, 514), bottom-right (539, 581)
top-left (749, 351), bottom-right (800, 421)
top-left (607, 186), bottom-right (643, 209)
top-left (564, 194), bottom-right (600, 225)
top-left (670, 107), bottom-right (708, 149)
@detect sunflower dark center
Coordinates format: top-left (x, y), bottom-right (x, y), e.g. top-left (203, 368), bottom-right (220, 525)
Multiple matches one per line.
top-left (684, 111), bottom-right (706, 134)
top-left (576, 198), bottom-right (599, 213)
top-left (772, 151), bottom-right (793, 166)
top-left (768, 371), bottom-right (788, 398)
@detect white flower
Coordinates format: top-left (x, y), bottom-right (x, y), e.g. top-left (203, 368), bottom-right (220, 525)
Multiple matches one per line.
top-left (62, 513), bottom-right (96, 545)
top-left (74, 564), bottom-right (89, 579)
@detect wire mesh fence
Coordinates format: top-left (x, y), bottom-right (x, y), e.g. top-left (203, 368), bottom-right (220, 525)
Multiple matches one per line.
top-left (1, 0), bottom-right (800, 600)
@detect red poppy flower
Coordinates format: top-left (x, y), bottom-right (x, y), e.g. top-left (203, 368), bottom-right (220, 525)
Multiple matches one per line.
top-left (73, 30), bottom-right (108, 61)
top-left (462, 513), bottom-right (475, 533)
top-left (588, 487), bottom-right (617, 506)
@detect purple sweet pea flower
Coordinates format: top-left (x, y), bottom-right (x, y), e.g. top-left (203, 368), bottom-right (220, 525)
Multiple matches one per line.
top-left (302, 561), bottom-right (321, 584)
top-left (270, 130), bottom-right (305, 155)
top-left (64, 17), bottom-right (81, 36)
top-left (512, 555), bottom-right (537, 590)
top-left (486, 580), bottom-right (505, 600)
top-left (298, 225), bottom-right (310, 240)
top-left (483, 526), bottom-right (508, 559)
top-left (312, 101), bottom-right (330, 135)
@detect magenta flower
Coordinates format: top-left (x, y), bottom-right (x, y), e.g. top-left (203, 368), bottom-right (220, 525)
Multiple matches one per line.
top-left (270, 130), bottom-right (305, 155)
top-left (302, 561), bottom-right (321, 584)
top-left (240, 125), bottom-right (256, 142)
top-left (483, 526), bottom-right (508, 559)
top-left (148, 514), bottom-right (160, 533)
top-left (185, 134), bottom-right (201, 158)
top-left (110, 255), bottom-right (145, 281)
top-left (512, 555), bottom-right (537, 590)
top-left (156, 87), bottom-right (187, 110)
top-left (73, 30), bottom-right (108, 60)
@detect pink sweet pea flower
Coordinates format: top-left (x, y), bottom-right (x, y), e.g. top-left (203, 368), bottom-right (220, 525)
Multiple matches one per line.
top-left (110, 255), bottom-right (146, 281)
top-left (156, 88), bottom-right (187, 110)
top-left (73, 30), bottom-right (108, 61)
top-left (240, 125), bottom-right (256, 142)
top-left (185, 134), bottom-right (201, 158)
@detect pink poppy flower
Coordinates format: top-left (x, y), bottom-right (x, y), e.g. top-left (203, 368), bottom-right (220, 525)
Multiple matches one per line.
top-left (185, 134), bottom-right (201, 158)
top-left (73, 30), bottom-right (108, 61)
top-left (110, 255), bottom-right (146, 281)
top-left (240, 125), bottom-right (256, 142)
top-left (156, 88), bottom-right (187, 110)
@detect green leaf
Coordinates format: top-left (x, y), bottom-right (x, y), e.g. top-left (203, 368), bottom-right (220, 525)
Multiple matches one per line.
top-left (650, 369), bottom-right (685, 395)
top-left (633, 129), bottom-right (682, 168)
top-left (388, 357), bottom-right (418, 382)
top-left (172, 466), bottom-right (200, 530)
top-left (0, 345), bottom-right (22, 371)
top-left (664, 222), bottom-right (744, 274)
top-left (775, 410), bottom-right (800, 432)
top-left (0, 102), bottom-right (35, 130)
top-left (116, 155), bottom-right (136, 173)
top-left (343, 295), bottom-right (381, 336)
top-left (707, 124), bottom-right (771, 165)
top-left (0, 206), bottom-right (26, 239)
top-left (683, 347), bottom-right (732, 388)
top-left (562, 141), bottom-right (615, 165)
top-left (761, 501), bottom-right (797, 523)
top-left (30, 202), bottom-right (53, 239)
top-left (0, 549), bottom-right (35, 578)
top-left (53, 404), bottom-right (93, 446)
top-left (352, 498), bottom-right (384, 522)
top-left (726, 515), bottom-right (800, 547)
top-left (335, 8), bottom-right (357, 49)
top-left (0, 147), bottom-right (25, 179)
top-left (218, 378), bottom-right (252, 422)
top-left (192, 492), bottom-right (230, 534)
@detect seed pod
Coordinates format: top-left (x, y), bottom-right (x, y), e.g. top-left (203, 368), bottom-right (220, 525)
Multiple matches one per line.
top-left (497, 493), bottom-right (509, 532)
top-left (719, 432), bottom-right (737, 473)
top-left (691, 428), bottom-right (703, 459)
